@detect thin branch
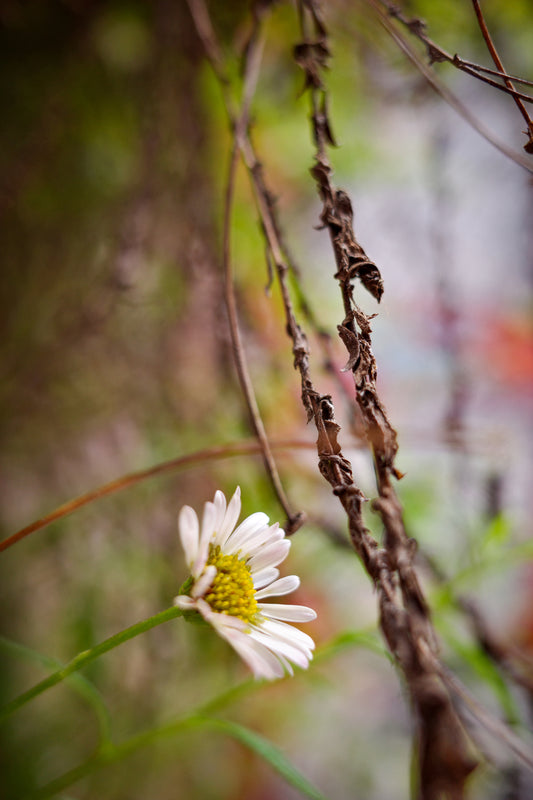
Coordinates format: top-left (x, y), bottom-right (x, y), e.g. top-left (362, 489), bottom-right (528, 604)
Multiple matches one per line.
top-left (187, 0), bottom-right (367, 456)
top-left (455, 60), bottom-right (533, 89)
top-left (296, 1), bottom-right (480, 795)
top-left (187, 0), bottom-right (303, 533)
top-left (471, 0), bottom-right (533, 151)
top-left (449, 56), bottom-right (533, 104)
top-left (380, 0), bottom-right (533, 104)
top-left (451, 61), bottom-right (533, 106)
top-left (222, 26), bottom-right (301, 532)
top-left (369, 0), bottom-right (533, 154)
top-left (439, 663), bottom-right (533, 773)
top-left (364, 0), bottom-right (533, 173)
top-left (0, 438), bottom-right (313, 553)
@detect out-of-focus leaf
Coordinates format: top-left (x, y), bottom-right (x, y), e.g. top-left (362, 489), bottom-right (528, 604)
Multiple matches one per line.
top-left (434, 540), bottom-right (533, 599)
top-left (315, 628), bottom-right (392, 664)
top-left (479, 514), bottom-right (512, 551)
top-left (436, 617), bottom-right (519, 724)
top-left (196, 716), bottom-right (328, 800)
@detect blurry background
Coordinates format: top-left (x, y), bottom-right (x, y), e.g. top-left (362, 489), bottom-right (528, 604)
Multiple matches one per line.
top-left (1, 1), bottom-right (532, 798)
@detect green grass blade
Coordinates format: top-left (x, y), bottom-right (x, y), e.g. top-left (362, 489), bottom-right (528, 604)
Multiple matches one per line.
top-left (0, 606), bottom-right (183, 722)
top-left (198, 716), bottom-right (328, 800)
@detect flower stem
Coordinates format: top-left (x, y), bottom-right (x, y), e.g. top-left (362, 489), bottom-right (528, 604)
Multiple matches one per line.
top-left (0, 606), bottom-right (184, 722)
top-left (32, 716), bottom-right (204, 799)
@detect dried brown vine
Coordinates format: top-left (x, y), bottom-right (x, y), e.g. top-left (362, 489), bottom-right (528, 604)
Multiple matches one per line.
top-left (295, 2), bottom-right (478, 796)
top-left (370, 0), bottom-right (533, 154)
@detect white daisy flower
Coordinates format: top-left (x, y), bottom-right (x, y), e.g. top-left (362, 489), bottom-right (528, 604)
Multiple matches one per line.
top-left (173, 487), bottom-right (317, 680)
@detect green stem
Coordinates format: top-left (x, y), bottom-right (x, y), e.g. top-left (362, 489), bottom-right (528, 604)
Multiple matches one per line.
top-left (0, 636), bottom-right (113, 744)
top-left (24, 628), bottom-right (377, 798)
top-left (32, 680), bottom-right (261, 797)
top-left (32, 716), bottom-right (207, 798)
top-left (0, 606), bottom-right (184, 722)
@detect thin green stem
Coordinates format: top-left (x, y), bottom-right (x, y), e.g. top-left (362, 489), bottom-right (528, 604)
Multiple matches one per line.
top-left (26, 629), bottom-right (380, 798)
top-left (0, 636), bottom-right (112, 744)
top-left (0, 606), bottom-right (184, 722)
top-left (31, 716), bottom-right (203, 799)
top-left (34, 713), bottom-right (327, 800)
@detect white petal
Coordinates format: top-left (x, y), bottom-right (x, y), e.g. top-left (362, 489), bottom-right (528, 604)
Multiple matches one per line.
top-left (249, 626), bottom-right (311, 670)
top-left (227, 632), bottom-right (286, 680)
top-left (173, 595), bottom-right (197, 610)
top-left (252, 567), bottom-right (279, 589)
top-left (260, 617), bottom-right (315, 653)
top-left (212, 490), bottom-right (227, 536)
top-left (259, 603), bottom-right (317, 622)
top-left (248, 539), bottom-right (290, 572)
top-left (276, 652), bottom-right (294, 677)
top-left (224, 512), bottom-right (270, 554)
top-left (192, 501), bottom-right (216, 577)
top-left (197, 600), bottom-right (285, 679)
top-left (191, 564), bottom-right (217, 598)
top-left (235, 522), bottom-right (284, 559)
top-left (214, 486), bottom-right (242, 547)
top-left (255, 575), bottom-right (300, 599)
top-left (178, 505), bottom-right (200, 569)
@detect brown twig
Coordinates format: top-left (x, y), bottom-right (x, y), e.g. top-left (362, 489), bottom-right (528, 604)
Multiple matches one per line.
top-left (447, 59), bottom-right (533, 105)
top-left (471, 0), bottom-right (533, 152)
top-left (453, 61), bottom-right (533, 90)
top-left (187, 0), bottom-right (304, 534)
top-left (296, 1), bottom-right (479, 795)
top-left (438, 664), bottom-right (533, 772)
top-left (187, 0), bottom-right (369, 453)
top-left (0, 438), bottom-right (313, 553)
top-left (364, 0), bottom-right (533, 173)
top-left (187, 0), bottom-right (362, 528)
top-left (376, 0), bottom-right (533, 104)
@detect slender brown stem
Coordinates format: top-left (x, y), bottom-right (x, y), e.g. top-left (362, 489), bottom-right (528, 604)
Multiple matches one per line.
top-left (0, 439), bottom-right (313, 553)
top-left (220, 21), bottom-right (303, 533)
top-left (364, 0), bottom-right (533, 173)
top-left (187, 0), bottom-right (365, 453)
top-left (451, 59), bottom-right (533, 106)
top-left (438, 663), bottom-right (533, 772)
top-left (471, 0), bottom-right (533, 150)
top-left (295, 2), bottom-right (482, 794)
top-left (186, 0), bottom-right (303, 531)
top-left (371, 0), bottom-right (533, 155)
top-left (455, 60), bottom-right (533, 89)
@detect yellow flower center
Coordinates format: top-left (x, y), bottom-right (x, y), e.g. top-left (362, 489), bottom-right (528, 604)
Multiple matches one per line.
top-left (204, 544), bottom-right (258, 623)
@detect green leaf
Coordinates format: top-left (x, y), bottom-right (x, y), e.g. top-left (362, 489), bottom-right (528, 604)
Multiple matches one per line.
top-left (479, 514), bottom-right (512, 551)
top-left (197, 716), bottom-right (328, 800)
top-left (436, 617), bottom-right (519, 723)
top-left (33, 706), bottom-right (327, 799)
top-left (315, 628), bottom-right (391, 664)
top-left (437, 539), bottom-right (533, 596)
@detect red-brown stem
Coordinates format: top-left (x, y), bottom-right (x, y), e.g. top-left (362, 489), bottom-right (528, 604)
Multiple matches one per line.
top-left (471, 0), bottom-right (533, 150)
top-left (0, 439), bottom-right (313, 553)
